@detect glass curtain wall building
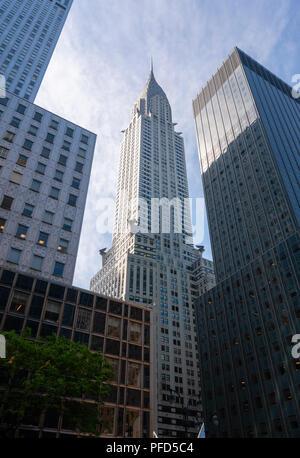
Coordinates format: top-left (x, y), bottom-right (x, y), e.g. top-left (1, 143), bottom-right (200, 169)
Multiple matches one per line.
top-left (0, 0), bottom-right (73, 102)
top-left (193, 48), bottom-right (300, 437)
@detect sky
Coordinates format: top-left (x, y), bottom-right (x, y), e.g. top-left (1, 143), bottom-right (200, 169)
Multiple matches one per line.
top-left (35, 0), bottom-right (300, 290)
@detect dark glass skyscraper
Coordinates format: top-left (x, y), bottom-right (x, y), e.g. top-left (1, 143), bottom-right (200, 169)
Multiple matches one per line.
top-left (193, 48), bottom-right (300, 437)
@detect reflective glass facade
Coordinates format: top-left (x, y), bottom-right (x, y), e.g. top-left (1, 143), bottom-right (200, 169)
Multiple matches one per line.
top-left (0, 267), bottom-right (152, 438)
top-left (193, 48), bottom-right (300, 437)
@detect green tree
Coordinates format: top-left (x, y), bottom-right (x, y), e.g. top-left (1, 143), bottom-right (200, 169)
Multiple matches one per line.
top-left (0, 329), bottom-right (114, 438)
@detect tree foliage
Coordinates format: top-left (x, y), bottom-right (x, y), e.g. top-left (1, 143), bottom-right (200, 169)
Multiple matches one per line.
top-left (0, 329), bottom-right (114, 438)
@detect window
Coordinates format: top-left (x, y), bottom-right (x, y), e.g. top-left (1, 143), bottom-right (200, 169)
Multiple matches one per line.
top-left (10, 171), bottom-right (22, 184)
top-left (49, 119), bottom-right (59, 130)
top-left (0, 146), bottom-right (9, 159)
top-left (38, 231), bottom-right (49, 246)
top-left (30, 179), bottom-right (41, 192)
top-left (63, 218), bottom-right (73, 231)
top-left (65, 127), bottom-right (74, 138)
top-left (3, 131), bottom-right (15, 143)
top-left (81, 134), bottom-right (89, 144)
top-left (49, 187), bottom-right (60, 200)
top-left (75, 161), bottom-right (83, 173)
top-left (53, 262), bottom-right (64, 277)
top-left (31, 255), bottom-right (43, 271)
top-left (23, 139), bottom-right (33, 151)
top-left (16, 104), bottom-right (26, 115)
top-left (107, 316), bottom-right (121, 338)
top-left (43, 210), bottom-right (54, 225)
top-left (22, 203), bottom-right (34, 217)
top-left (1, 195), bottom-right (13, 210)
top-left (36, 162), bottom-right (46, 174)
top-left (10, 291), bottom-right (29, 313)
top-left (7, 248), bottom-right (21, 264)
top-left (0, 97), bottom-right (9, 106)
top-left (68, 194), bottom-right (77, 207)
top-left (58, 154), bottom-right (67, 166)
top-left (28, 124), bottom-right (38, 136)
top-left (33, 112), bottom-right (43, 122)
top-left (78, 147), bottom-right (86, 158)
top-left (0, 217), bottom-right (6, 232)
top-left (54, 170), bottom-right (64, 182)
top-left (71, 177), bottom-right (80, 189)
top-left (10, 117), bottom-right (21, 128)
top-left (16, 224), bottom-right (28, 239)
top-left (45, 300), bottom-right (61, 322)
top-left (41, 146), bottom-right (50, 158)
top-left (58, 238), bottom-right (68, 253)
top-left (17, 154), bottom-right (28, 166)
top-left (62, 140), bottom-right (71, 151)
top-left (45, 133), bottom-right (55, 144)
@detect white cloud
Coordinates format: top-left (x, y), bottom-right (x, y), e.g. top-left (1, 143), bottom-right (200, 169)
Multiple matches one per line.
top-left (35, 0), bottom-right (296, 289)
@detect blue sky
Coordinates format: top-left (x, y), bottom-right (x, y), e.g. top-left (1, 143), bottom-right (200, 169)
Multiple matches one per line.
top-left (35, 0), bottom-right (300, 290)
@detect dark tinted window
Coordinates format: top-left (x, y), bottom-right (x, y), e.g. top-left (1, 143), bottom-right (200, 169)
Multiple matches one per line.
top-left (3, 315), bottom-right (23, 332)
top-left (16, 274), bottom-right (33, 291)
top-left (128, 344), bottom-right (142, 360)
top-left (62, 304), bottom-right (75, 327)
top-left (26, 320), bottom-right (39, 338)
top-left (66, 288), bottom-right (77, 303)
top-left (49, 283), bottom-right (65, 300)
top-left (95, 296), bottom-right (107, 311)
top-left (144, 325), bottom-right (150, 345)
top-left (145, 311), bottom-right (150, 322)
top-left (29, 295), bottom-right (44, 319)
top-left (90, 335), bottom-right (104, 351)
top-left (40, 323), bottom-right (57, 338)
top-left (60, 328), bottom-right (72, 339)
top-left (109, 300), bottom-right (122, 315)
top-left (0, 286), bottom-right (10, 310)
top-left (35, 279), bottom-right (47, 294)
top-left (74, 331), bottom-right (89, 346)
top-left (130, 306), bottom-right (142, 321)
top-left (79, 292), bottom-right (93, 307)
top-left (105, 339), bottom-right (120, 356)
top-left (1, 270), bottom-right (15, 285)
top-left (93, 312), bottom-right (106, 334)
top-left (126, 388), bottom-right (141, 407)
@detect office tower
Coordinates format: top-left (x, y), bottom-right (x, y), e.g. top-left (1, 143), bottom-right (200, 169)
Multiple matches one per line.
top-left (0, 90), bottom-right (96, 284)
top-left (0, 266), bottom-right (152, 438)
top-left (0, 0), bottom-right (73, 102)
top-left (193, 48), bottom-right (300, 437)
top-left (91, 66), bottom-right (215, 437)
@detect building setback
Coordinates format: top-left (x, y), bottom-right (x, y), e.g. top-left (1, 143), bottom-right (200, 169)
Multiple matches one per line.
top-left (193, 47), bottom-right (300, 437)
top-left (0, 0), bottom-right (73, 102)
top-left (0, 266), bottom-right (152, 438)
top-left (90, 65), bottom-right (215, 438)
top-left (0, 90), bottom-right (96, 284)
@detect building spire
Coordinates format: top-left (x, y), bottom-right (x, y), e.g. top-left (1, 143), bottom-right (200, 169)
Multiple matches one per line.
top-left (150, 56), bottom-right (153, 75)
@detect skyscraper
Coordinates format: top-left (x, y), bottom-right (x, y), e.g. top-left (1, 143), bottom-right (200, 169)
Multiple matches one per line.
top-left (193, 48), bottom-right (300, 437)
top-left (0, 0), bottom-right (73, 102)
top-left (91, 65), bottom-right (215, 437)
top-left (0, 90), bottom-right (96, 284)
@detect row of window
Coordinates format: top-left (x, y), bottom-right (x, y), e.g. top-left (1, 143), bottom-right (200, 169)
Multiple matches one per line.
top-left (0, 198), bottom-right (74, 231)
top-left (6, 247), bottom-right (65, 277)
top-left (0, 98), bottom-right (90, 145)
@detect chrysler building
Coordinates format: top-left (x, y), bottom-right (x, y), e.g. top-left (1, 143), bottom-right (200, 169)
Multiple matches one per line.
top-left (90, 65), bottom-right (215, 437)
